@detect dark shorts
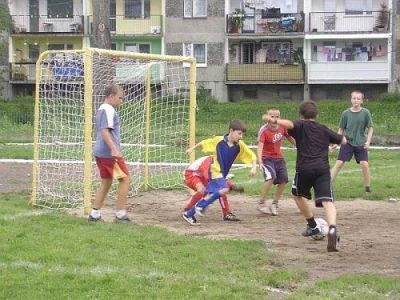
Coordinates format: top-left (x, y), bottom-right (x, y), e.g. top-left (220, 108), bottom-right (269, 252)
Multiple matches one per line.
top-left (338, 143), bottom-right (368, 164)
top-left (291, 169), bottom-right (333, 207)
top-left (206, 177), bottom-right (230, 194)
top-left (262, 157), bottom-right (288, 185)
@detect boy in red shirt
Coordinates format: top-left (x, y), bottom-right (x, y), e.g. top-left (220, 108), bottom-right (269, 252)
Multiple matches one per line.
top-left (257, 108), bottom-right (296, 216)
top-left (183, 155), bottom-right (244, 225)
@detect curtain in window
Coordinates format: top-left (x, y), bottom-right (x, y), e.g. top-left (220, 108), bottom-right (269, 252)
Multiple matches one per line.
top-left (193, 44), bottom-right (205, 63)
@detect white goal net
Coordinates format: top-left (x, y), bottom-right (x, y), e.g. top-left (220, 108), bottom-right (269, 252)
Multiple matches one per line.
top-left (32, 48), bottom-right (196, 211)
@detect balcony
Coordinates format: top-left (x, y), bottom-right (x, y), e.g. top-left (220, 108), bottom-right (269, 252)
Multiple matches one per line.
top-left (10, 62), bottom-right (36, 83)
top-left (12, 15), bottom-right (84, 34)
top-left (226, 63), bottom-right (304, 82)
top-left (226, 12), bottom-right (304, 35)
top-left (308, 11), bottom-right (391, 33)
top-left (87, 15), bottom-right (163, 35)
top-left (307, 61), bottom-right (389, 83)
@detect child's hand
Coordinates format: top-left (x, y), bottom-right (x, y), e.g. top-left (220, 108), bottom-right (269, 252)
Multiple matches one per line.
top-left (185, 148), bottom-right (194, 155)
top-left (329, 144), bottom-right (337, 152)
top-left (248, 167), bottom-right (256, 177)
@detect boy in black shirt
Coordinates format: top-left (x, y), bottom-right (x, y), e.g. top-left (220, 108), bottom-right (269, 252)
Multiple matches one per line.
top-left (263, 100), bottom-right (347, 252)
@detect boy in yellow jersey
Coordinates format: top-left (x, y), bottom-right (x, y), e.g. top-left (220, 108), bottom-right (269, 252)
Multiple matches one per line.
top-left (183, 119), bottom-right (257, 224)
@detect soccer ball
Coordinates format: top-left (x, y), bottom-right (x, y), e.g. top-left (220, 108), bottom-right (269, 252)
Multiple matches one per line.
top-left (312, 218), bottom-right (329, 240)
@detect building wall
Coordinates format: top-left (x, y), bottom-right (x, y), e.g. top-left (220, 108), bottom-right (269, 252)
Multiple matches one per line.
top-left (165, 0), bottom-right (228, 101)
top-left (228, 84), bottom-right (305, 102)
top-left (310, 84), bottom-right (388, 101)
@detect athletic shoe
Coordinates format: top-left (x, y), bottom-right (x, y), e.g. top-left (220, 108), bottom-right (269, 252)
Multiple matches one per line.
top-left (88, 215), bottom-right (104, 222)
top-left (182, 213), bottom-right (200, 226)
top-left (302, 224), bottom-right (321, 237)
top-left (269, 202), bottom-right (278, 216)
top-left (114, 214), bottom-right (133, 223)
top-left (365, 187), bottom-right (372, 195)
top-left (327, 227), bottom-right (340, 252)
top-left (195, 205), bottom-right (205, 216)
top-left (223, 212), bottom-right (240, 221)
top-left (258, 201), bottom-right (269, 214)
top-left (231, 184), bottom-right (245, 193)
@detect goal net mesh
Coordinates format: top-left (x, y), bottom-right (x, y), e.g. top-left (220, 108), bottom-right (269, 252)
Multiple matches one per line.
top-left (33, 49), bottom-right (195, 210)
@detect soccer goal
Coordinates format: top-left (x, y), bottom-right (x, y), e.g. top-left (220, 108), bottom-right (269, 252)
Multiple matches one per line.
top-left (31, 48), bottom-right (196, 213)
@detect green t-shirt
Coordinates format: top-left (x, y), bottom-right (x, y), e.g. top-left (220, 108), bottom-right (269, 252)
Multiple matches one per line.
top-left (339, 108), bottom-right (373, 146)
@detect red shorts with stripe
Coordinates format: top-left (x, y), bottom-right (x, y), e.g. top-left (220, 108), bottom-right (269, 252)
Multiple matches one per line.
top-left (184, 170), bottom-right (233, 191)
top-left (95, 157), bottom-right (129, 179)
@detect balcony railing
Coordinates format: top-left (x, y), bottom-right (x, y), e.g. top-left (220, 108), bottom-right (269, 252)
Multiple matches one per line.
top-left (87, 15), bottom-right (163, 35)
top-left (11, 15), bottom-right (84, 34)
top-left (226, 13), bottom-right (304, 35)
top-left (307, 61), bottom-right (389, 83)
top-left (308, 11), bottom-right (391, 33)
top-left (226, 63), bottom-right (304, 82)
top-left (10, 62), bottom-right (36, 82)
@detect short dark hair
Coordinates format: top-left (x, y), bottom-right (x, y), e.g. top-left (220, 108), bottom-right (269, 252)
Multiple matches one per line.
top-left (229, 119), bottom-right (247, 132)
top-left (299, 100), bottom-right (318, 119)
top-left (104, 83), bottom-right (123, 98)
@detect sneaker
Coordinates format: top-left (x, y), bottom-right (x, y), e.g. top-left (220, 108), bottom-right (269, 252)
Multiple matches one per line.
top-left (114, 214), bottom-right (133, 223)
top-left (269, 202), bottom-right (278, 216)
top-left (223, 212), bottom-right (240, 221)
top-left (182, 213), bottom-right (200, 226)
top-left (302, 224), bottom-right (321, 237)
top-left (365, 187), bottom-right (372, 195)
top-left (88, 215), bottom-right (104, 222)
top-left (258, 201), bottom-right (269, 214)
top-left (195, 205), bottom-right (206, 216)
top-left (327, 227), bottom-right (340, 252)
top-left (231, 184), bottom-right (245, 193)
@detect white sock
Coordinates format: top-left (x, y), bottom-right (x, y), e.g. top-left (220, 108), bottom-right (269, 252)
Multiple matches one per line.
top-left (116, 210), bottom-right (127, 219)
top-left (90, 209), bottom-right (101, 218)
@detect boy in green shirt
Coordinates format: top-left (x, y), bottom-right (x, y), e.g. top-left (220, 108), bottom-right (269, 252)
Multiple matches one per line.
top-left (330, 90), bottom-right (374, 194)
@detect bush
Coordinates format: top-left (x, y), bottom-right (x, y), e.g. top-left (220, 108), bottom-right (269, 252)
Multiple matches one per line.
top-left (377, 92), bottom-right (400, 102)
top-left (0, 96), bottom-right (34, 124)
top-left (196, 85), bottom-right (218, 112)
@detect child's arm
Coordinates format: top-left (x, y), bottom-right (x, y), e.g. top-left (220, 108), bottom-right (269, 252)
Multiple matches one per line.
top-left (365, 127), bottom-right (373, 150)
top-left (257, 141), bottom-right (264, 169)
top-left (264, 114), bottom-right (294, 129)
top-left (287, 136), bottom-right (296, 146)
top-left (186, 142), bottom-right (202, 155)
top-left (249, 158), bottom-right (257, 177)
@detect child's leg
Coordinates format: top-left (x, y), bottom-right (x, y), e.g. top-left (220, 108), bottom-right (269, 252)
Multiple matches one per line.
top-left (116, 175), bottom-right (131, 211)
top-left (293, 195), bottom-right (313, 219)
top-left (260, 180), bottom-right (273, 201)
top-left (322, 201), bottom-right (337, 226)
top-left (185, 192), bottom-right (204, 210)
top-left (219, 195), bottom-right (230, 216)
top-left (360, 160), bottom-right (371, 188)
top-left (273, 182), bottom-right (286, 207)
top-left (93, 178), bottom-right (113, 210)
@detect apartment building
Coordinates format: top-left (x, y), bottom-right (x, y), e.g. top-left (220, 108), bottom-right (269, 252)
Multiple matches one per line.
top-left (5, 0), bottom-right (396, 101)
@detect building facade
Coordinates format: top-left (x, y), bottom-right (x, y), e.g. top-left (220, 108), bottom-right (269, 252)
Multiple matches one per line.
top-left (5, 0), bottom-right (397, 101)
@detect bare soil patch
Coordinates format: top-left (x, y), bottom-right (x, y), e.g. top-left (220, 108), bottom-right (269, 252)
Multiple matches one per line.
top-left (2, 162), bottom-right (399, 283)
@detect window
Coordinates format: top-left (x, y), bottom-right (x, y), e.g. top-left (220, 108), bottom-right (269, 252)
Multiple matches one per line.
top-left (242, 43), bottom-right (254, 64)
top-left (111, 43), bottom-right (117, 50)
top-left (48, 44), bottom-right (73, 50)
top-left (345, 0), bottom-right (372, 14)
top-left (244, 90), bottom-right (257, 99)
top-left (326, 89), bottom-right (342, 99)
top-left (125, 0), bottom-right (150, 18)
top-left (29, 44), bottom-right (40, 61)
top-left (183, 43), bottom-right (207, 67)
top-left (261, 42), bottom-right (291, 64)
top-left (124, 43), bottom-right (150, 53)
top-left (184, 0), bottom-right (207, 18)
top-left (47, 0), bottom-right (73, 18)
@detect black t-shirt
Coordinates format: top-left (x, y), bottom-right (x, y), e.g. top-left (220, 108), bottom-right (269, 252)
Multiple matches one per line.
top-left (288, 120), bottom-right (343, 171)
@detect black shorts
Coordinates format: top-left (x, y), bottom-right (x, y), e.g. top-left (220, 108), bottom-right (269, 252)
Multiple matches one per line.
top-left (262, 157), bottom-right (288, 185)
top-left (338, 143), bottom-right (368, 164)
top-left (291, 169), bottom-right (333, 207)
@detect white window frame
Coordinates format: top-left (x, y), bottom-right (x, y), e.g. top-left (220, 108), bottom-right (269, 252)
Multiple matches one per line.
top-left (183, 43), bottom-right (207, 67)
top-left (184, 0), bottom-right (207, 18)
top-left (124, 43), bottom-right (151, 53)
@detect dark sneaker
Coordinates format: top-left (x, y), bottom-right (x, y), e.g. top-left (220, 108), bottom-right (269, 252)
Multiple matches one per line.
top-left (327, 227), bottom-right (340, 252)
top-left (182, 213), bottom-right (200, 226)
top-left (365, 187), bottom-right (372, 195)
top-left (302, 224), bottom-right (321, 237)
top-left (114, 215), bottom-right (133, 223)
top-left (223, 212), bottom-right (240, 221)
top-left (231, 184), bottom-right (245, 193)
top-left (88, 215), bottom-right (104, 222)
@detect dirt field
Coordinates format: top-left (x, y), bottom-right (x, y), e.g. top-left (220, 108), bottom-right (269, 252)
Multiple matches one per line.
top-left (1, 162), bottom-right (399, 284)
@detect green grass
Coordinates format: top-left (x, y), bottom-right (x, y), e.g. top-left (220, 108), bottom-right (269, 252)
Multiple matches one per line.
top-left (1, 195), bottom-right (399, 299)
top-left (0, 195), bottom-right (304, 299)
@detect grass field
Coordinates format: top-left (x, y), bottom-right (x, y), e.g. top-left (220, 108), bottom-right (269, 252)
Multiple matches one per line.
top-left (1, 100), bottom-right (400, 298)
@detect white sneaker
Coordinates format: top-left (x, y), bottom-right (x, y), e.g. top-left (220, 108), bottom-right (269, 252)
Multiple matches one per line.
top-left (258, 201), bottom-right (269, 214)
top-left (269, 202), bottom-right (278, 216)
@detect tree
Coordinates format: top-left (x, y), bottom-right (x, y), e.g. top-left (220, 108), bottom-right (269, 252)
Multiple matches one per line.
top-left (92, 0), bottom-right (112, 49)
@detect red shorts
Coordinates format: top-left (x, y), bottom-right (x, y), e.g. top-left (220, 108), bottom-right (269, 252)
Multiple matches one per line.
top-left (95, 157), bottom-right (129, 179)
top-left (184, 170), bottom-right (233, 191)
